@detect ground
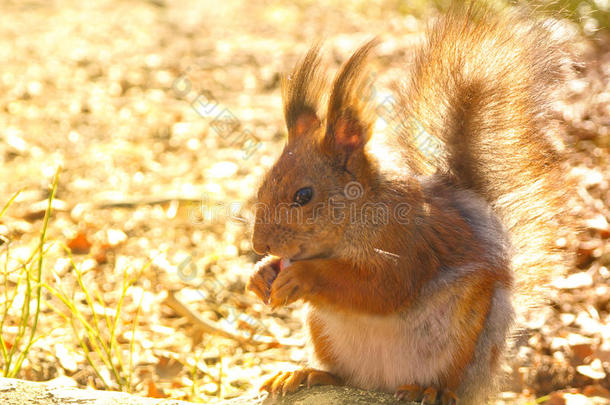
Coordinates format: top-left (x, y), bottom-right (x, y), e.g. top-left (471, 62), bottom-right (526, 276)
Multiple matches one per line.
top-left (0, 0), bottom-right (609, 404)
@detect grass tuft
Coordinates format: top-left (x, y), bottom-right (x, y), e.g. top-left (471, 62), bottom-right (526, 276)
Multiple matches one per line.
top-left (0, 168), bottom-right (60, 377)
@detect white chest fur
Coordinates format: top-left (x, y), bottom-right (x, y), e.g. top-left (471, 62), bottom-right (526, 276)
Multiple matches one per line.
top-left (306, 298), bottom-right (459, 392)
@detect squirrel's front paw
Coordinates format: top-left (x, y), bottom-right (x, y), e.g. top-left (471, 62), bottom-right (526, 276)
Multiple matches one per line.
top-left (269, 262), bottom-right (313, 308)
top-left (246, 255), bottom-right (281, 304)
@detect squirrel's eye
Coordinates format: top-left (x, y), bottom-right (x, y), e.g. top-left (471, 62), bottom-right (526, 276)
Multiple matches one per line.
top-left (293, 187), bottom-right (313, 206)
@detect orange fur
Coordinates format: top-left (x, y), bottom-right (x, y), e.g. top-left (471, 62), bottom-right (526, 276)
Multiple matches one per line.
top-left (307, 315), bottom-right (336, 367)
top-left (444, 270), bottom-right (497, 390)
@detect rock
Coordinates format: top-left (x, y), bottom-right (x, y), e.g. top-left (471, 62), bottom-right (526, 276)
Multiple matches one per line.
top-left (255, 385), bottom-right (406, 405)
top-left (0, 377), bottom-right (192, 405)
top-left (0, 378), bottom-right (409, 405)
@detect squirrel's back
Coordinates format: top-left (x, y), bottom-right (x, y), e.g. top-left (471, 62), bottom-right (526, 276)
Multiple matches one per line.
top-left (397, 6), bottom-right (574, 309)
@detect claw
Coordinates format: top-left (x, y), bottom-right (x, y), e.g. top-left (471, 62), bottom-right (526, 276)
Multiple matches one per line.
top-left (259, 368), bottom-right (341, 396)
top-left (396, 384), bottom-right (458, 404)
top-left (395, 384), bottom-right (423, 401)
top-left (441, 389), bottom-right (458, 405)
top-left (259, 371), bottom-right (281, 393)
top-left (271, 372), bottom-right (291, 397)
top-left (422, 387), bottom-right (438, 404)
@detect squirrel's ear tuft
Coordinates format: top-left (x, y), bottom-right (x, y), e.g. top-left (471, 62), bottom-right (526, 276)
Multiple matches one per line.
top-left (323, 38), bottom-right (379, 159)
top-left (282, 44), bottom-right (327, 140)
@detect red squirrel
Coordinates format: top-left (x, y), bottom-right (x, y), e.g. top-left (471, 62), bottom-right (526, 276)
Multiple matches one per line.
top-left (246, 5), bottom-right (572, 404)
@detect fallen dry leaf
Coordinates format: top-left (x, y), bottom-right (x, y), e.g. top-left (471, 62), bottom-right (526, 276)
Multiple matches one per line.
top-left (67, 231), bottom-right (92, 254)
top-left (147, 380), bottom-right (167, 399)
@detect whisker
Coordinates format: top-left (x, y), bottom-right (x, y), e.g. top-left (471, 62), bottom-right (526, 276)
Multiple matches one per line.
top-left (373, 248), bottom-right (401, 261)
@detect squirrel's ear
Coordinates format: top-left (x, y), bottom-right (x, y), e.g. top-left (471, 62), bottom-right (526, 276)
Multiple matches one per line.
top-left (323, 38), bottom-right (379, 159)
top-left (282, 44), bottom-right (327, 140)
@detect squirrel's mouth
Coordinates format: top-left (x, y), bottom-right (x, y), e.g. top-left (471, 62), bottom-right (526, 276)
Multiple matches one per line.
top-left (289, 253), bottom-right (309, 262)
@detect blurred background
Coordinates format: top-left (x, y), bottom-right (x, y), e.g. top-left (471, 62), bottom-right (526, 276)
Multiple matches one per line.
top-left (0, 0), bottom-right (609, 403)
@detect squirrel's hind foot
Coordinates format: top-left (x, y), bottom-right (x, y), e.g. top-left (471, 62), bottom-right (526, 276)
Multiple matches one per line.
top-left (395, 384), bottom-right (458, 404)
top-left (260, 368), bottom-right (342, 397)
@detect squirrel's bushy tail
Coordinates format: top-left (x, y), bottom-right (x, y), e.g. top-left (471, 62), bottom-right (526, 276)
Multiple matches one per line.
top-left (397, 5), bottom-right (573, 310)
